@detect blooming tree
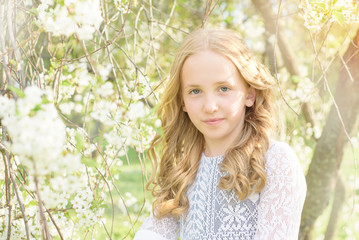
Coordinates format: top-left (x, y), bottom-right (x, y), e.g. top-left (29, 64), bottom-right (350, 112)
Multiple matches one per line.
top-left (0, 0), bottom-right (160, 238)
top-left (0, 0), bottom-right (358, 239)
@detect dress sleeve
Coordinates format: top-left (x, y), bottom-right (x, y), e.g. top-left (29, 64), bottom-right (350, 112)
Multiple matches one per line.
top-left (254, 141), bottom-right (307, 240)
top-left (134, 211), bottom-right (180, 240)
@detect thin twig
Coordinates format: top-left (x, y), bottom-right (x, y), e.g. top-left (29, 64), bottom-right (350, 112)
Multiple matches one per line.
top-left (272, 0), bottom-right (299, 117)
top-left (3, 152), bottom-right (12, 240)
top-left (45, 207), bottom-right (64, 240)
top-left (0, 4), bottom-right (13, 88)
top-left (6, 0), bottom-right (25, 88)
top-left (33, 164), bottom-right (52, 240)
top-left (6, 154), bottom-right (31, 240)
top-left (78, 37), bottom-right (98, 75)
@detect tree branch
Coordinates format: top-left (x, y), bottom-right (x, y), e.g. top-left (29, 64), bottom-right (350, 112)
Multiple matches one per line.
top-left (251, 0), bottom-right (316, 127)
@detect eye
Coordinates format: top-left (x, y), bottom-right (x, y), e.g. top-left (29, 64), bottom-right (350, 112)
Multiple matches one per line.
top-left (219, 86), bottom-right (229, 92)
top-left (189, 89), bottom-right (200, 95)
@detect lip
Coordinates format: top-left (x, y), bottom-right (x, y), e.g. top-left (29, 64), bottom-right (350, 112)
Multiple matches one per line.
top-left (203, 118), bottom-right (224, 126)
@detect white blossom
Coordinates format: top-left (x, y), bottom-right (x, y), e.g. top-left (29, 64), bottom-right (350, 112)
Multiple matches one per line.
top-left (123, 74), bottom-right (153, 101)
top-left (59, 101), bottom-right (75, 115)
top-left (300, 0), bottom-right (359, 31)
top-left (0, 95), bottom-right (15, 118)
top-left (98, 81), bottom-right (115, 98)
top-left (90, 99), bottom-right (117, 126)
top-left (126, 101), bottom-right (148, 121)
top-left (37, 0), bottom-right (103, 40)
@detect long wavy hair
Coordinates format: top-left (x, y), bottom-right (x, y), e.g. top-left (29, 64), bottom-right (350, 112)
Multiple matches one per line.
top-left (147, 28), bottom-right (276, 218)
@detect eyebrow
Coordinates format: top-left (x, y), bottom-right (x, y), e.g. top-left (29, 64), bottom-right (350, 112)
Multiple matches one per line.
top-left (183, 84), bottom-right (200, 89)
top-left (183, 81), bottom-right (235, 89)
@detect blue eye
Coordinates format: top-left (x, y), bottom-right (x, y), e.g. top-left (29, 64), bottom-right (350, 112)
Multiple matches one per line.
top-left (190, 89), bottom-right (200, 94)
top-left (219, 86), bottom-right (229, 92)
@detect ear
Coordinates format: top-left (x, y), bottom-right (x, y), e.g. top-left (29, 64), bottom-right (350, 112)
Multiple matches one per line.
top-left (245, 87), bottom-right (256, 107)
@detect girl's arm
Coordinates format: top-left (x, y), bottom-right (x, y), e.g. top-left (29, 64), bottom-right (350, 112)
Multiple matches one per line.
top-left (134, 211), bottom-right (179, 240)
top-left (255, 141), bottom-right (307, 240)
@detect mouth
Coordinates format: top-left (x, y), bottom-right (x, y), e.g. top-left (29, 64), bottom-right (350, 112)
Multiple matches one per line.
top-left (203, 118), bottom-right (224, 126)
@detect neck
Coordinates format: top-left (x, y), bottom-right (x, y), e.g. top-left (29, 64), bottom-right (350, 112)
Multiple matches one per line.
top-left (204, 122), bottom-right (245, 157)
top-left (204, 139), bottom-right (232, 157)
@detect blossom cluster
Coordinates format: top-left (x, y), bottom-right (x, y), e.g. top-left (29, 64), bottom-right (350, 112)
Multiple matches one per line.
top-left (0, 86), bottom-right (104, 238)
top-left (299, 0), bottom-right (359, 31)
top-left (36, 0), bottom-right (103, 40)
top-left (123, 72), bottom-right (154, 101)
top-left (0, 86), bottom-right (67, 176)
top-left (71, 188), bottom-right (105, 229)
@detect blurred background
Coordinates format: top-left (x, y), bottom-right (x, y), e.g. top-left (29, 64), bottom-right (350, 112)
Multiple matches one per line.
top-left (0, 0), bottom-right (358, 239)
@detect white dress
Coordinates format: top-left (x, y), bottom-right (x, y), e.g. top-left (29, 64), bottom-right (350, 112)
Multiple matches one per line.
top-left (134, 140), bottom-right (307, 240)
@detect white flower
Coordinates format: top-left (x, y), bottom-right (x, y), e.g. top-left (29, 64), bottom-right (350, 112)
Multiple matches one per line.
top-left (123, 74), bottom-right (153, 101)
top-left (126, 101), bottom-right (148, 121)
top-left (59, 102), bottom-right (75, 115)
top-left (0, 96), bottom-right (15, 118)
top-left (37, 0), bottom-right (103, 40)
top-left (98, 81), bottom-right (114, 98)
top-left (77, 25), bottom-right (96, 41)
top-left (40, 0), bottom-right (54, 5)
top-left (83, 143), bottom-right (97, 157)
top-left (73, 0), bottom-right (103, 28)
top-left (90, 99), bottom-right (117, 125)
top-left (98, 64), bottom-right (112, 81)
top-left (104, 130), bottom-right (123, 147)
top-left (154, 119), bottom-right (162, 128)
top-left (76, 67), bottom-right (95, 86)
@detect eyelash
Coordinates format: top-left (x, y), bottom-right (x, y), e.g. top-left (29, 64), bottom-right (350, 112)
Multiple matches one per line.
top-left (188, 86), bottom-right (230, 95)
top-left (189, 89), bottom-right (200, 95)
top-left (219, 86), bottom-right (229, 92)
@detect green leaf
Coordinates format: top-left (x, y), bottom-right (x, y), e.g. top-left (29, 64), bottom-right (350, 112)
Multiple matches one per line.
top-left (32, 104), bottom-right (42, 112)
top-left (27, 200), bottom-right (38, 207)
top-left (61, 79), bottom-right (71, 86)
top-left (333, 11), bottom-right (345, 25)
top-left (312, 2), bottom-right (327, 9)
top-left (41, 96), bottom-right (51, 105)
top-left (291, 75), bottom-right (301, 84)
top-left (7, 86), bottom-right (25, 98)
top-left (81, 157), bottom-right (98, 168)
top-left (75, 132), bottom-right (84, 152)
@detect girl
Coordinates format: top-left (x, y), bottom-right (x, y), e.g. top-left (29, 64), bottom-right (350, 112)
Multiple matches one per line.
top-left (134, 28), bottom-right (307, 240)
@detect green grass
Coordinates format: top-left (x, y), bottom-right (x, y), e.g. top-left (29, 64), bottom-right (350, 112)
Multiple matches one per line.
top-left (94, 150), bottom-right (153, 240)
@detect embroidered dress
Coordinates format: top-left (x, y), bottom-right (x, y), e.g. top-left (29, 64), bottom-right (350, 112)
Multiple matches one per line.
top-left (134, 141), bottom-right (307, 240)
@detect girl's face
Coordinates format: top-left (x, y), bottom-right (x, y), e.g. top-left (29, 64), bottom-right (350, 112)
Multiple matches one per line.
top-left (181, 50), bottom-right (256, 155)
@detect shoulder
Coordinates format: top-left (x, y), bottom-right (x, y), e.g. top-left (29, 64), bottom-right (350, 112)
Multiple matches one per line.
top-left (264, 140), bottom-right (303, 180)
top-left (262, 139), bottom-right (307, 200)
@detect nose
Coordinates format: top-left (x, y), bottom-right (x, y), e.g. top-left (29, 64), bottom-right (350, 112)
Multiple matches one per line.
top-left (203, 94), bottom-right (218, 113)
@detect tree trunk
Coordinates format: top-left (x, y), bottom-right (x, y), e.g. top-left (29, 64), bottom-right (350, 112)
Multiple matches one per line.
top-left (299, 29), bottom-right (359, 239)
top-left (324, 174), bottom-right (346, 240)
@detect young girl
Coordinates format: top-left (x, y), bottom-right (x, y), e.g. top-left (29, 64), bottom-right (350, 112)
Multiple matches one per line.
top-left (134, 28), bottom-right (307, 240)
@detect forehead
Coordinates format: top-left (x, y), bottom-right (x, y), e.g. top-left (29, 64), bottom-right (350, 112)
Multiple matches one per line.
top-left (181, 50), bottom-right (240, 86)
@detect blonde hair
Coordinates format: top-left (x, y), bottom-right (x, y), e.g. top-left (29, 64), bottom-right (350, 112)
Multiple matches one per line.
top-left (147, 28), bottom-right (276, 218)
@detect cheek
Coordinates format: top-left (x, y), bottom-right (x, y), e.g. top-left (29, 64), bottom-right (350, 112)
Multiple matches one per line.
top-left (184, 102), bottom-right (197, 114)
top-left (183, 98), bottom-right (199, 111)
top-left (227, 104), bottom-right (246, 117)
top-left (226, 95), bottom-right (246, 115)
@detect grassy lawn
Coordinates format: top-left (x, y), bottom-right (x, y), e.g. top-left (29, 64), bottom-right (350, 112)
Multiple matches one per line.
top-left (95, 149), bottom-right (153, 240)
